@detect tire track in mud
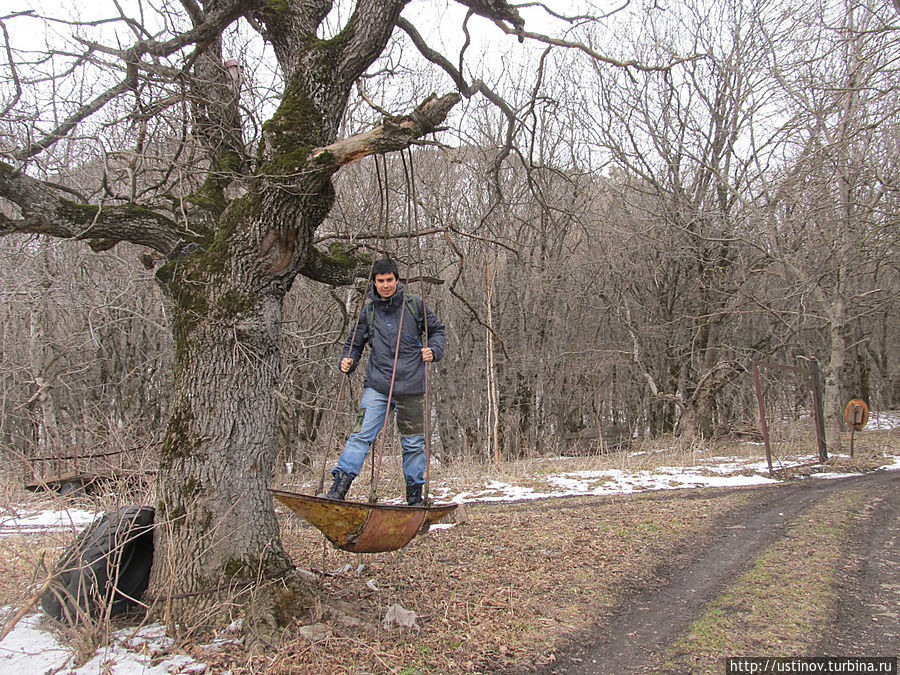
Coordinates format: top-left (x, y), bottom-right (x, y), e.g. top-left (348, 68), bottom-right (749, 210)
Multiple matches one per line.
top-left (528, 470), bottom-right (899, 675)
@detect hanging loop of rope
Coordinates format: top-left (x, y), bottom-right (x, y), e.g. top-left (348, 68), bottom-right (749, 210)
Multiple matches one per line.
top-left (317, 149), bottom-right (432, 507)
top-left (404, 147), bottom-right (433, 505)
top-left (370, 148), bottom-right (432, 504)
top-left (369, 288), bottom-right (409, 503)
top-left (316, 154), bottom-right (388, 494)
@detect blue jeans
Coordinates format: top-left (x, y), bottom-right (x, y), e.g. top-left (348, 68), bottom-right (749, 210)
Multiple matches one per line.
top-left (334, 387), bottom-right (426, 486)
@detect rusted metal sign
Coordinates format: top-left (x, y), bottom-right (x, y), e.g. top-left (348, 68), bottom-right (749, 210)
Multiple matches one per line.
top-left (843, 399), bottom-right (869, 431)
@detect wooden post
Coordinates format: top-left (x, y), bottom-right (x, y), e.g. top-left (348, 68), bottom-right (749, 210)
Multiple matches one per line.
top-left (485, 249), bottom-right (500, 467)
top-left (809, 359), bottom-right (828, 462)
top-left (752, 362), bottom-right (774, 476)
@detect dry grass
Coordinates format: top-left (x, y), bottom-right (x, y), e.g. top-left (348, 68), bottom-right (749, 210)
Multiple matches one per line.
top-left (1, 426), bottom-right (896, 673)
top-left (659, 486), bottom-right (882, 674)
top-left (196, 489), bottom-right (752, 673)
top-left (0, 483), bottom-right (81, 611)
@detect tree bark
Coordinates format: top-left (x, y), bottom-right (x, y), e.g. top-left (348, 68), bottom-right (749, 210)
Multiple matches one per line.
top-left (152, 287), bottom-right (299, 626)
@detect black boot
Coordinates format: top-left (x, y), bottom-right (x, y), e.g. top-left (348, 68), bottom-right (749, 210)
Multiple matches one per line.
top-left (324, 470), bottom-right (354, 501)
top-left (406, 483), bottom-right (424, 506)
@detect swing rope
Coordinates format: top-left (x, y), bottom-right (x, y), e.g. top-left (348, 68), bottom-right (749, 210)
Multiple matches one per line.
top-left (317, 149), bottom-right (432, 507)
top-left (315, 154), bottom-right (388, 495)
top-left (368, 148), bottom-right (431, 504)
top-left (403, 148), bottom-right (433, 504)
top-left (273, 152), bottom-right (458, 554)
top-left (367, 154), bottom-right (390, 497)
top-left (369, 287), bottom-right (409, 503)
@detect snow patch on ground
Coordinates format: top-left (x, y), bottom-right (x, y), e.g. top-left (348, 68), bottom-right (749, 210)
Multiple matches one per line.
top-left (0, 613), bottom-right (245, 674)
top-left (866, 411), bottom-right (900, 431)
top-left (0, 614), bottom-right (206, 675)
top-left (0, 509), bottom-right (97, 536)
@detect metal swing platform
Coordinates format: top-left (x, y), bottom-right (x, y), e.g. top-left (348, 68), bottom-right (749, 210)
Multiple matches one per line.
top-left (276, 161), bottom-right (457, 555)
top-left (271, 489), bottom-right (458, 553)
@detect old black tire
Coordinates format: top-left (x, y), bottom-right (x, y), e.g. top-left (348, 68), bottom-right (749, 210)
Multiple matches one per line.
top-left (41, 505), bottom-right (155, 623)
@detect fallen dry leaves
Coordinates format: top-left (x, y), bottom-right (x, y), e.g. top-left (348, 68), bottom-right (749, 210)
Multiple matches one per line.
top-left (204, 489), bottom-right (751, 674)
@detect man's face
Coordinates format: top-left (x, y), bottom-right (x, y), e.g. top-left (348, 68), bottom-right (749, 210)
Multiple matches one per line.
top-left (374, 272), bottom-right (398, 299)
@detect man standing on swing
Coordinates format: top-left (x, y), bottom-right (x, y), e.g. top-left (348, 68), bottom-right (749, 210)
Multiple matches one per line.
top-left (325, 258), bottom-right (447, 506)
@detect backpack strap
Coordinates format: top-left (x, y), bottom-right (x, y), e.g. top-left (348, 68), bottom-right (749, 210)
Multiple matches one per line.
top-left (365, 293), bottom-right (425, 336)
top-left (405, 293), bottom-right (424, 335)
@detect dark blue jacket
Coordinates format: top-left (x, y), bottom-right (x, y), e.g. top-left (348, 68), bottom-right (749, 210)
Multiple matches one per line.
top-left (342, 283), bottom-right (446, 396)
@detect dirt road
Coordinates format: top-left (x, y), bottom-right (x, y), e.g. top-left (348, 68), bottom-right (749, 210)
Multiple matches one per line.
top-left (529, 470), bottom-right (899, 674)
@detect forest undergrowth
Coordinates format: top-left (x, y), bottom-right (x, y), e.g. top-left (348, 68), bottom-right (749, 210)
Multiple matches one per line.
top-left (1, 427), bottom-right (897, 673)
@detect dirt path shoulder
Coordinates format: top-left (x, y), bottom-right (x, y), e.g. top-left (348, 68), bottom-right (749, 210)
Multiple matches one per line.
top-left (530, 470), bottom-right (899, 675)
top-left (820, 479), bottom-right (899, 656)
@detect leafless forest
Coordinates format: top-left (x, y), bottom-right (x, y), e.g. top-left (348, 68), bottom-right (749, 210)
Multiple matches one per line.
top-left (1, 0), bottom-right (898, 628)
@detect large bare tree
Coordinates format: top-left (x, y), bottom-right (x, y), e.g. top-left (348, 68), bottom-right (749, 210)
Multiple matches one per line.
top-left (0, 0), bottom-right (534, 629)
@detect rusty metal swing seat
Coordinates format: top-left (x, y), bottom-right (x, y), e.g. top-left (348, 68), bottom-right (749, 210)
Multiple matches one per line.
top-left (273, 152), bottom-right (457, 554)
top-left (271, 490), bottom-right (457, 553)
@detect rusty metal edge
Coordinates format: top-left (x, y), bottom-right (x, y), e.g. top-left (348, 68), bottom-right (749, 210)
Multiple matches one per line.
top-left (270, 489), bottom-right (458, 553)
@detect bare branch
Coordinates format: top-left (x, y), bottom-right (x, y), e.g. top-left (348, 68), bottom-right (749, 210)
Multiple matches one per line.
top-left (0, 20), bottom-right (22, 118)
top-left (9, 0), bottom-right (259, 159)
top-left (133, 0), bottom-right (259, 59)
top-left (355, 78), bottom-right (392, 117)
top-left (13, 68), bottom-right (138, 160)
top-left (396, 17), bottom-right (519, 132)
top-left (491, 21), bottom-right (702, 73)
top-left (515, 2), bottom-right (608, 23)
top-left (397, 17), bottom-right (520, 196)
top-left (179, 0), bottom-right (204, 26)
top-left (0, 162), bottom-right (183, 254)
top-left (307, 93), bottom-right (461, 173)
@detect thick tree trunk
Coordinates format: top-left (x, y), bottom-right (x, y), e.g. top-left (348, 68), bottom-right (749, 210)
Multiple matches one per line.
top-left (147, 249), bottom-right (311, 629)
